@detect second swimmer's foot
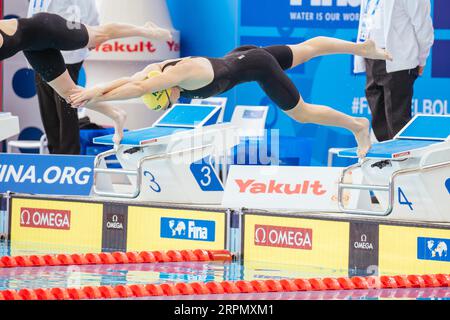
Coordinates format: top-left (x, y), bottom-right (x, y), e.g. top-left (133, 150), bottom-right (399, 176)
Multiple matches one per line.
top-left (112, 109), bottom-right (127, 146)
top-left (353, 118), bottom-right (372, 159)
top-left (143, 21), bottom-right (172, 41)
top-left (360, 39), bottom-right (393, 61)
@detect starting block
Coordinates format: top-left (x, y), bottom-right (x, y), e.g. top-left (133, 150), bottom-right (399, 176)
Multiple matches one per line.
top-left (93, 104), bottom-right (239, 204)
top-left (337, 115), bottom-right (450, 222)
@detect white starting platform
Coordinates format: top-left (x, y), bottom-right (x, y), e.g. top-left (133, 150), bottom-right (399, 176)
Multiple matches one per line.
top-left (92, 104), bottom-right (239, 204)
top-left (337, 115), bottom-right (450, 222)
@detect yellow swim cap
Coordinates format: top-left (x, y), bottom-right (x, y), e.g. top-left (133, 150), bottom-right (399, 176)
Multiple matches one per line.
top-left (142, 70), bottom-right (172, 111)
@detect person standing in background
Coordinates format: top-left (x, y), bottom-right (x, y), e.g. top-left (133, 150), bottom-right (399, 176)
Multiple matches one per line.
top-left (28, 0), bottom-right (100, 154)
top-left (354, 0), bottom-right (434, 142)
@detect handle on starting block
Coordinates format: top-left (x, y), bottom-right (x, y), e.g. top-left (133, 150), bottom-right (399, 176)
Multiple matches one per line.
top-left (337, 162), bottom-right (394, 216)
top-left (92, 144), bottom-right (216, 200)
top-left (93, 149), bottom-right (142, 198)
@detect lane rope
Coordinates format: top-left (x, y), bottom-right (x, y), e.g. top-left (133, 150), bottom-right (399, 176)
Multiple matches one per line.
top-left (0, 273), bottom-right (449, 300)
top-left (0, 249), bottom-right (232, 268)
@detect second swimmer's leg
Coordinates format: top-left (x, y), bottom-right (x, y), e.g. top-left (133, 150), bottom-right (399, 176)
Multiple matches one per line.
top-left (48, 72), bottom-right (126, 145)
top-left (86, 21), bottom-right (172, 48)
top-left (24, 49), bottom-right (127, 145)
top-left (49, 73), bottom-right (127, 145)
top-left (287, 36), bottom-right (392, 67)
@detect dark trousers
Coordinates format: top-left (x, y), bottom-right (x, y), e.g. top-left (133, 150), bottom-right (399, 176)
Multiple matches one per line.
top-left (365, 59), bottom-right (419, 142)
top-left (35, 62), bottom-right (82, 155)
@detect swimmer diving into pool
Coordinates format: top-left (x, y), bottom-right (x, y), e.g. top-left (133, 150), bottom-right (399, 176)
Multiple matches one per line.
top-left (68, 37), bottom-right (393, 158)
top-left (0, 12), bottom-right (172, 134)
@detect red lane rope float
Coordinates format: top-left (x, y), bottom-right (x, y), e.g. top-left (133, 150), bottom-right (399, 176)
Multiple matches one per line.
top-left (0, 273), bottom-right (448, 300)
top-left (0, 249), bottom-right (232, 269)
top-left (1, 273), bottom-right (450, 300)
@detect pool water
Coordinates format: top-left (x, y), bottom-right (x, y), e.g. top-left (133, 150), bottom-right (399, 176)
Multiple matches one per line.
top-left (0, 240), bottom-right (449, 300)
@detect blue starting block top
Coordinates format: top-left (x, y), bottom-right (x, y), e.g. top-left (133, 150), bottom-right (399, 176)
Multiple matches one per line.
top-left (397, 115), bottom-right (450, 141)
top-left (94, 104), bottom-right (222, 146)
top-left (338, 139), bottom-right (439, 159)
top-left (339, 115), bottom-right (449, 159)
top-left (94, 126), bottom-right (190, 146)
top-left (154, 104), bottom-right (221, 128)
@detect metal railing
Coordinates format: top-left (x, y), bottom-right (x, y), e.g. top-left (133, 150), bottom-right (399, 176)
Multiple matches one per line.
top-left (338, 159), bottom-right (450, 216)
top-left (93, 144), bottom-right (213, 199)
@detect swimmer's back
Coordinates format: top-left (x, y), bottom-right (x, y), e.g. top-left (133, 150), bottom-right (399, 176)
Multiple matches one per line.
top-left (161, 45), bottom-right (293, 99)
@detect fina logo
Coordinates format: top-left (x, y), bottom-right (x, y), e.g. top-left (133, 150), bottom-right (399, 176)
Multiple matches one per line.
top-left (0, 154), bottom-right (95, 196)
top-left (160, 217), bottom-right (215, 242)
top-left (417, 237), bottom-right (450, 262)
top-left (290, 0), bottom-right (360, 6)
top-left (169, 220), bottom-right (187, 236)
top-left (427, 240), bottom-right (448, 259)
top-left (0, 165), bottom-right (91, 185)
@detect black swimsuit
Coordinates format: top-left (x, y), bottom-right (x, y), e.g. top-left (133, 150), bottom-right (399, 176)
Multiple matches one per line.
top-left (162, 45), bottom-right (300, 111)
top-left (0, 12), bottom-right (89, 81)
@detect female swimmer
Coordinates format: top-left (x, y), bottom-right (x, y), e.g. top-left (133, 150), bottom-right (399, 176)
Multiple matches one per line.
top-left (69, 37), bottom-right (392, 156)
top-left (0, 12), bottom-right (171, 136)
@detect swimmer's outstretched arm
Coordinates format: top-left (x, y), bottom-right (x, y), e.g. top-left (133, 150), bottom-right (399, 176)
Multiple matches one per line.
top-left (72, 64), bottom-right (162, 105)
top-left (96, 72), bottom-right (181, 102)
top-left (70, 64), bottom-right (188, 106)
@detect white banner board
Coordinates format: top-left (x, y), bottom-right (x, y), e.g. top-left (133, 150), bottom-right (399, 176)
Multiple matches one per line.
top-left (87, 34), bottom-right (180, 62)
top-left (222, 165), bottom-right (350, 211)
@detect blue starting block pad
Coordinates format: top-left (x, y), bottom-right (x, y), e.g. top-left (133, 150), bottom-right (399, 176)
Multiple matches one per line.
top-left (339, 115), bottom-right (450, 159)
top-left (338, 139), bottom-right (439, 159)
top-left (94, 104), bottom-right (222, 146)
top-left (155, 104), bottom-right (220, 128)
top-left (94, 126), bottom-right (190, 146)
top-left (396, 115), bottom-right (450, 141)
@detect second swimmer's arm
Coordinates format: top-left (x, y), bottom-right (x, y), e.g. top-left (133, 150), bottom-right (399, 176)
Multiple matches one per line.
top-left (95, 70), bottom-right (183, 103)
top-left (96, 64), bottom-right (162, 94)
top-left (69, 63), bottom-right (163, 106)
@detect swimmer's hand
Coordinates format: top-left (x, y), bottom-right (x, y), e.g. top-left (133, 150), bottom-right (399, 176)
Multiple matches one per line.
top-left (69, 87), bottom-right (104, 107)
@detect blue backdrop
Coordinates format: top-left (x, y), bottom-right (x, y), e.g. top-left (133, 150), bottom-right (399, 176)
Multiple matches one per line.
top-left (167, 0), bottom-right (450, 166)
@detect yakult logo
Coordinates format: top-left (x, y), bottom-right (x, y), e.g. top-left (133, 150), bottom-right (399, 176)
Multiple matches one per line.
top-left (20, 208), bottom-right (71, 230)
top-left (290, 0), bottom-right (360, 6)
top-left (96, 41), bottom-right (156, 53)
top-left (235, 179), bottom-right (326, 195)
top-left (254, 225), bottom-right (312, 249)
top-left (95, 40), bottom-right (180, 53)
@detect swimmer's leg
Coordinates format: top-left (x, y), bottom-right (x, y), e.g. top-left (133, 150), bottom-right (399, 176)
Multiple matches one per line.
top-left (48, 71), bottom-right (127, 145)
top-left (287, 37), bottom-right (392, 68)
top-left (24, 49), bottom-right (126, 144)
top-left (85, 21), bottom-right (172, 48)
top-left (22, 13), bottom-right (170, 52)
top-left (286, 97), bottom-right (371, 158)
top-left (255, 54), bottom-right (371, 158)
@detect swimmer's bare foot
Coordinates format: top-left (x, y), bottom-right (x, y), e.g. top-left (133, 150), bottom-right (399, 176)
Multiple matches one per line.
top-left (360, 39), bottom-right (393, 61)
top-left (112, 109), bottom-right (127, 146)
top-left (142, 21), bottom-right (172, 41)
top-left (353, 118), bottom-right (372, 159)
